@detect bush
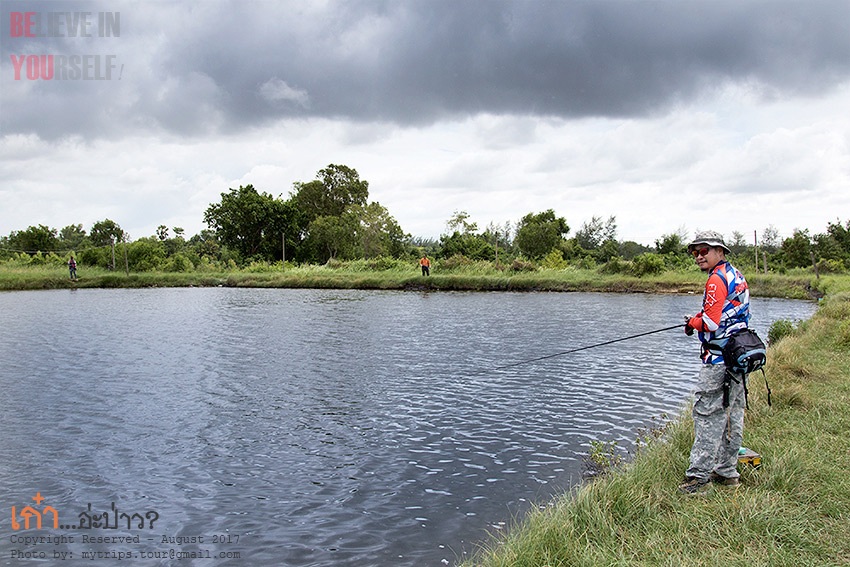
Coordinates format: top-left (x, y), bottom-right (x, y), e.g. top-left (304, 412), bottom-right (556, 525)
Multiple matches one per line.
top-left (27, 252), bottom-right (66, 266)
top-left (663, 252), bottom-right (694, 271)
top-left (164, 253), bottom-right (194, 273)
top-left (815, 258), bottom-right (848, 274)
top-left (510, 258), bottom-right (536, 272)
top-left (194, 256), bottom-right (225, 272)
top-left (440, 254), bottom-right (474, 271)
top-left (365, 256), bottom-right (411, 271)
top-left (583, 439), bottom-right (624, 478)
top-left (599, 258), bottom-right (629, 275)
top-left (79, 246), bottom-right (110, 268)
top-left (768, 319), bottom-right (797, 345)
top-left (126, 239), bottom-right (166, 271)
top-left (629, 253), bottom-right (666, 277)
top-left (2, 252), bottom-right (36, 266)
top-left (540, 248), bottom-right (568, 270)
top-left (571, 256), bottom-right (597, 270)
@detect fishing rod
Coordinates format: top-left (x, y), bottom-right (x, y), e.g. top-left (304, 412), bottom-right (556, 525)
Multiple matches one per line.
top-left (488, 323), bottom-right (686, 372)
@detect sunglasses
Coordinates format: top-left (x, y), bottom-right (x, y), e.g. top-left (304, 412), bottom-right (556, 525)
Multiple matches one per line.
top-left (691, 247), bottom-right (712, 258)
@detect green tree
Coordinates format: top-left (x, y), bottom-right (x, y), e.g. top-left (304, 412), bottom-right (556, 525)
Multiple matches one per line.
top-left (408, 236), bottom-right (440, 260)
top-left (437, 210), bottom-right (493, 260)
top-left (813, 232), bottom-right (845, 262)
top-left (188, 229), bottom-right (221, 259)
top-left (575, 216), bottom-right (616, 250)
top-left (126, 238), bottom-right (167, 271)
top-left (355, 202), bottom-right (408, 258)
top-left (162, 231), bottom-right (188, 257)
top-left (90, 219), bottom-right (124, 247)
top-left (481, 221), bottom-right (514, 263)
top-left (306, 214), bottom-right (359, 262)
top-left (164, 253), bottom-right (194, 273)
top-left (781, 229), bottom-right (813, 268)
top-left (826, 219), bottom-right (850, 256)
top-left (729, 231), bottom-right (749, 255)
top-left (761, 225), bottom-right (781, 252)
top-left (0, 235), bottom-right (10, 260)
top-left (291, 164), bottom-right (369, 221)
top-left (619, 240), bottom-right (651, 260)
top-left (287, 165), bottom-right (413, 263)
top-left (655, 232), bottom-right (686, 255)
top-left (204, 185), bottom-right (295, 261)
top-left (8, 225), bottom-right (59, 253)
top-left (59, 224), bottom-right (87, 250)
top-left (79, 246), bottom-right (110, 268)
top-left (439, 231), bottom-right (494, 261)
top-left (596, 239), bottom-right (621, 263)
top-left (514, 210), bottom-right (569, 259)
top-left (445, 210), bottom-right (478, 235)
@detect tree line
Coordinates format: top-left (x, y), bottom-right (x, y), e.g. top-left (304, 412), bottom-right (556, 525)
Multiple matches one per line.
top-left (2, 163), bottom-right (849, 275)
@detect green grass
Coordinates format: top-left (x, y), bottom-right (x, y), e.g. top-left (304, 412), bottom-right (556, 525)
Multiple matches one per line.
top-left (0, 265), bottom-right (229, 290)
top-left (461, 292), bottom-right (850, 567)
top-left (0, 263), bottom-right (840, 299)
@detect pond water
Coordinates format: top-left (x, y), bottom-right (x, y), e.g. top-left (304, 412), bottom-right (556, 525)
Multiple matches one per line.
top-left (0, 288), bottom-right (816, 566)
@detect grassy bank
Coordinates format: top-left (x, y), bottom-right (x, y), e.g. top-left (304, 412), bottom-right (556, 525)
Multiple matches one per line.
top-left (0, 263), bottom-right (837, 299)
top-left (461, 291), bottom-right (850, 567)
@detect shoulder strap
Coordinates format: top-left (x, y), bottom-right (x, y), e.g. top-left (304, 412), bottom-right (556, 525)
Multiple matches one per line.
top-left (761, 368), bottom-right (771, 406)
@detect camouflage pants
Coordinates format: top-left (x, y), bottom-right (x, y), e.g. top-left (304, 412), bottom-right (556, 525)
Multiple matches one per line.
top-left (686, 363), bottom-right (746, 480)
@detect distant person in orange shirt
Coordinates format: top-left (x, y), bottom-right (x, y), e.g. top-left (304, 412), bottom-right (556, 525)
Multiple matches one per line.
top-left (419, 255), bottom-right (431, 276)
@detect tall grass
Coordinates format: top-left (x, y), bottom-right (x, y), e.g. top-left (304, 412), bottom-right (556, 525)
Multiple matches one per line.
top-left (462, 292), bottom-right (850, 567)
top-left (0, 265), bottom-right (230, 290)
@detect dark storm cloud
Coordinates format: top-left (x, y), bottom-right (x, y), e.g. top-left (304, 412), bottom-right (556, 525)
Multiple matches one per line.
top-left (3, 0), bottom-right (850, 139)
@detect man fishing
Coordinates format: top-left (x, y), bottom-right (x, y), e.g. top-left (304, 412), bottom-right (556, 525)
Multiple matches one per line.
top-left (679, 230), bottom-right (751, 495)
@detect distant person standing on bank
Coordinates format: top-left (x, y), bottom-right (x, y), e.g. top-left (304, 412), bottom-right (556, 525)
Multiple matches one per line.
top-left (419, 255), bottom-right (431, 276)
top-left (68, 256), bottom-right (78, 280)
top-left (679, 230), bottom-right (750, 495)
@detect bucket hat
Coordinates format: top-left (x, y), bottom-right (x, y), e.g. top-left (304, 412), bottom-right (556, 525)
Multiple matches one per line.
top-left (687, 230), bottom-right (731, 254)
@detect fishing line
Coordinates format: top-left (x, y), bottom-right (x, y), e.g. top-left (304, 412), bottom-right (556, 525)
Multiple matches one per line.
top-left (485, 323), bottom-right (686, 372)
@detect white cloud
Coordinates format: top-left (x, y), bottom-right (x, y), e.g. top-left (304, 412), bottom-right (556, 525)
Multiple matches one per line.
top-left (258, 78), bottom-right (310, 108)
top-left (3, 84), bottom-right (849, 247)
top-left (2, 5), bottom-right (850, 248)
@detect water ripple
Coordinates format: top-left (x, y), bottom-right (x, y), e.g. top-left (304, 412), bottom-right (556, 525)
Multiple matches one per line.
top-left (0, 289), bottom-right (814, 567)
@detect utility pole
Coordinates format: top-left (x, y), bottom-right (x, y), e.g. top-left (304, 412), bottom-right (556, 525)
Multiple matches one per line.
top-left (282, 232), bottom-right (286, 263)
top-left (110, 236), bottom-right (116, 270)
top-left (754, 230), bottom-right (758, 272)
top-left (123, 235), bottom-right (129, 275)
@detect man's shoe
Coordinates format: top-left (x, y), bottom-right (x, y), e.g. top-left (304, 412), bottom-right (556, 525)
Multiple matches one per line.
top-left (678, 476), bottom-right (711, 495)
top-left (709, 472), bottom-right (741, 487)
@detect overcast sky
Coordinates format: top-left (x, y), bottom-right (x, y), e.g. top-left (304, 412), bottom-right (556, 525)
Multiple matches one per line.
top-left (2, 0), bottom-right (849, 246)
